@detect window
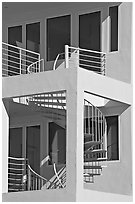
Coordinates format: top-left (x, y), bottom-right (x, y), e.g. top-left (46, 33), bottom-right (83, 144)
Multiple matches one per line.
top-left (106, 116), bottom-right (119, 161)
top-left (26, 22), bottom-right (40, 53)
top-left (47, 15), bottom-right (70, 61)
top-left (9, 127), bottom-right (22, 158)
top-left (79, 11), bottom-right (101, 51)
top-left (26, 126), bottom-right (40, 174)
top-left (109, 6), bottom-right (118, 52)
top-left (49, 122), bottom-right (66, 165)
top-left (8, 26), bottom-right (22, 75)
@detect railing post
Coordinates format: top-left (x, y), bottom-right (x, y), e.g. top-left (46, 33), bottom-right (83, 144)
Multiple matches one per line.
top-left (65, 45), bottom-right (69, 69)
top-left (27, 167), bottom-right (31, 191)
top-left (38, 54), bottom-right (40, 72)
top-left (19, 49), bottom-right (22, 74)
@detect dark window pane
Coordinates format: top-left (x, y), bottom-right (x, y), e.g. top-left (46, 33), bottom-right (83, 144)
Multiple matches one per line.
top-left (26, 22), bottom-right (40, 53)
top-left (109, 6), bottom-right (118, 51)
top-left (79, 11), bottom-right (101, 51)
top-left (47, 15), bottom-right (70, 61)
top-left (26, 126), bottom-right (40, 174)
top-left (49, 122), bottom-right (66, 165)
top-left (106, 116), bottom-right (119, 160)
top-left (9, 127), bottom-right (22, 158)
top-left (8, 26), bottom-right (22, 75)
top-left (8, 26), bottom-right (22, 46)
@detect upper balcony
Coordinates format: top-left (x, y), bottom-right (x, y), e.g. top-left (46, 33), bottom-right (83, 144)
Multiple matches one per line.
top-left (2, 42), bottom-right (106, 78)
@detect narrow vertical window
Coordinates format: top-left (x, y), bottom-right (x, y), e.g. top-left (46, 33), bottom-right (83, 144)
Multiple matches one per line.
top-left (26, 22), bottom-right (40, 53)
top-left (109, 6), bottom-right (118, 52)
top-left (106, 116), bottom-right (119, 161)
top-left (47, 15), bottom-right (70, 61)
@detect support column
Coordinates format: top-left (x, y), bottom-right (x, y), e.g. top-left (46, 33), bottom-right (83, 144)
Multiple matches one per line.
top-left (2, 101), bottom-right (9, 193)
top-left (76, 81), bottom-right (84, 200)
top-left (66, 85), bottom-right (77, 199)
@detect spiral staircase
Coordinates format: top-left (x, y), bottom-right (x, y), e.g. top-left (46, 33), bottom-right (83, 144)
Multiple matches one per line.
top-left (83, 99), bottom-right (107, 183)
top-left (8, 91), bottom-right (107, 192)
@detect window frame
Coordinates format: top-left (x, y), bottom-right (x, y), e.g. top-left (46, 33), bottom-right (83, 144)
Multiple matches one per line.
top-left (109, 5), bottom-right (119, 53)
top-left (46, 14), bottom-right (71, 62)
top-left (105, 114), bottom-right (120, 162)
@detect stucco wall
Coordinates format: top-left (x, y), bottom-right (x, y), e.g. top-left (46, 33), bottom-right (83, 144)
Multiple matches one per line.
top-left (75, 68), bottom-right (132, 199)
top-left (2, 68), bottom-right (78, 201)
top-left (2, 2), bottom-right (132, 83)
top-left (84, 107), bottom-right (132, 195)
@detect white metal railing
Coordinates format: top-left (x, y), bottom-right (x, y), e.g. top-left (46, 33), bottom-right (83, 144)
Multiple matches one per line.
top-left (84, 99), bottom-right (107, 160)
top-left (27, 59), bottom-right (44, 73)
top-left (53, 53), bottom-right (65, 70)
top-left (53, 163), bottom-right (64, 188)
top-left (2, 42), bottom-right (40, 77)
top-left (8, 157), bottom-right (51, 192)
top-left (53, 45), bottom-right (106, 75)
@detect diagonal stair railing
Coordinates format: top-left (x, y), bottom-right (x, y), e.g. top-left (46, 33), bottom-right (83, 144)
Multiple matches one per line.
top-left (8, 157), bottom-right (66, 192)
top-left (83, 99), bottom-right (107, 183)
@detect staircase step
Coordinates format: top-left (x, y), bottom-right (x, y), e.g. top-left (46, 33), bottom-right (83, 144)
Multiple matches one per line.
top-left (29, 100), bottom-right (66, 107)
top-left (84, 173), bottom-right (101, 177)
top-left (84, 157), bottom-right (107, 162)
top-left (33, 96), bottom-right (66, 100)
top-left (84, 180), bottom-right (94, 183)
top-left (84, 165), bottom-right (102, 170)
top-left (84, 133), bottom-right (94, 138)
top-left (84, 141), bottom-right (101, 149)
top-left (85, 149), bottom-right (106, 154)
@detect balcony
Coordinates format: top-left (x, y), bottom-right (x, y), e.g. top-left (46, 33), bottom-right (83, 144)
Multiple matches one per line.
top-left (2, 42), bottom-right (106, 77)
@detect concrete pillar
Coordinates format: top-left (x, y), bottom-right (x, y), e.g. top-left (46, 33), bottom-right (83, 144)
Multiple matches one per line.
top-left (2, 101), bottom-right (9, 193)
top-left (66, 85), bottom-right (77, 199)
top-left (76, 76), bottom-right (84, 200)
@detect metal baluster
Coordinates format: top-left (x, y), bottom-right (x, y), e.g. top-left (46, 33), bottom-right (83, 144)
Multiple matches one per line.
top-left (95, 107), bottom-right (97, 142)
top-left (92, 104), bottom-right (93, 141)
top-left (41, 179), bottom-right (43, 189)
top-left (38, 178), bottom-right (40, 190)
top-left (19, 49), bottom-right (21, 75)
top-left (88, 102), bottom-right (90, 136)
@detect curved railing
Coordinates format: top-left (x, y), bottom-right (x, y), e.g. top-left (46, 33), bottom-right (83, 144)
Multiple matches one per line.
top-left (8, 157), bottom-right (51, 192)
top-left (27, 59), bottom-right (44, 73)
top-left (53, 45), bottom-right (106, 75)
top-left (53, 163), bottom-right (64, 188)
top-left (53, 53), bottom-right (65, 70)
top-left (2, 42), bottom-right (40, 77)
top-left (84, 99), bottom-right (107, 159)
top-left (27, 163), bottom-right (49, 191)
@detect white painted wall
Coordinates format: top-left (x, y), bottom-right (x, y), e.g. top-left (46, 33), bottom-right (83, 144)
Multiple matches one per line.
top-left (2, 2), bottom-right (132, 83)
top-left (75, 68), bottom-right (132, 199)
top-left (2, 102), bottom-right (9, 193)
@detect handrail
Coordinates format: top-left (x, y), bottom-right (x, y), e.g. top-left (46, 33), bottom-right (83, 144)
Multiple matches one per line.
top-left (84, 98), bottom-right (107, 153)
top-left (8, 156), bottom-right (27, 161)
top-left (27, 164), bottom-right (48, 182)
top-left (53, 52), bottom-right (64, 70)
top-left (84, 99), bottom-right (105, 117)
top-left (69, 45), bottom-right (106, 55)
top-left (53, 163), bottom-right (64, 188)
top-left (2, 42), bottom-right (40, 55)
top-left (27, 59), bottom-right (44, 73)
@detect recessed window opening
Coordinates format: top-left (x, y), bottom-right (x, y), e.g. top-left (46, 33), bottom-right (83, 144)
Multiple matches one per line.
top-left (47, 15), bottom-right (71, 61)
top-left (109, 6), bottom-right (118, 52)
top-left (106, 115), bottom-right (119, 161)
